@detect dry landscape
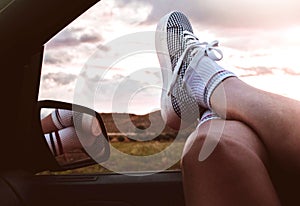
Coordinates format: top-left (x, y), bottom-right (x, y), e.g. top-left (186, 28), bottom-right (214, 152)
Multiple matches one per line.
top-left (101, 110), bottom-right (196, 142)
top-left (39, 110), bottom-right (197, 175)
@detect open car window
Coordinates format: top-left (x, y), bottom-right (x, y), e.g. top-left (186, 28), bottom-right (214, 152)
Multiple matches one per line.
top-left (38, 0), bottom-right (300, 175)
top-left (38, 1), bottom-right (192, 175)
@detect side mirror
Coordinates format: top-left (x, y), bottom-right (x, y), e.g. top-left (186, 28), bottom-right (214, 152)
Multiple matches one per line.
top-left (38, 100), bottom-right (110, 170)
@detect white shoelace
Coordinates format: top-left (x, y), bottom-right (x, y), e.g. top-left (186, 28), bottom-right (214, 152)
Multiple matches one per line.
top-left (168, 30), bottom-right (223, 96)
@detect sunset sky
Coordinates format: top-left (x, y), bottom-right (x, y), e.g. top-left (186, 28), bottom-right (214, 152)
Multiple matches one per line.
top-left (39, 0), bottom-right (300, 114)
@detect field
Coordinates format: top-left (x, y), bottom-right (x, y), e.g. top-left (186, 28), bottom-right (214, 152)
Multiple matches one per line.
top-left (38, 110), bottom-right (196, 175)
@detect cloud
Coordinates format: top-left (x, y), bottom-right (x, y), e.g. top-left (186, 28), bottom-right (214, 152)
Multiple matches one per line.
top-left (107, 0), bottom-right (151, 25)
top-left (108, 0), bottom-right (300, 57)
top-left (42, 72), bottom-right (77, 86)
top-left (46, 28), bottom-right (79, 48)
top-left (43, 51), bottom-right (73, 65)
top-left (193, 0), bottom-right (300, 29)
top-left (237, 66), bottom-right (274, 77)
top-left (79, 33), bottom-right (102, 43)
top-left (39, 72), bottom-right (77, 102)
top-left (282, 68), bottom-right (300, 75)
top-left (237, 66), bottom-right (300, 77)
top-left (46, 27), bottom-right (103, 49)
top-left (115, 0), bottom-right (300, 29)
top-left (43, 54), bottom-right (65, 65)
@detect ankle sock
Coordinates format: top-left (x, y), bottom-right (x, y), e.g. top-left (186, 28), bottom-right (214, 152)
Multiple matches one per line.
top-left (183, 55), bottom-right (236, 109)
top-left (198, 110), bottom-right (221, 127)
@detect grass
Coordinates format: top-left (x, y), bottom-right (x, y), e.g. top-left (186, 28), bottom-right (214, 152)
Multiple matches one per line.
top-left (38, 140), bottom-right (184, 175)
top-left (112, 141), bottom-right (172, 156)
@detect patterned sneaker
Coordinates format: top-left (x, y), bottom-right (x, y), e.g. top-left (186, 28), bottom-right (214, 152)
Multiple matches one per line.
top-left (155, 11), bottom-right (203, 129)
top-left (156, 11), bottom-right (236, 121)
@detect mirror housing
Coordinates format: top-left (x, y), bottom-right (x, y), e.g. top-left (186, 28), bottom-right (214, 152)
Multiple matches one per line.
top-left (37, 100), bottom-right (110, 171)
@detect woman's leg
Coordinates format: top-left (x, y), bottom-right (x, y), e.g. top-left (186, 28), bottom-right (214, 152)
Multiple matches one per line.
top-left (154, 10), bottom-right (299, 205)
top-left (181, 119), bottom-right (281, 206)
top-left (211, 77), bottom-right (300, 172)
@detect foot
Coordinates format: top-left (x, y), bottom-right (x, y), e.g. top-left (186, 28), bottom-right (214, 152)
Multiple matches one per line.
top-left (179, 32), bottom-right (236, 109)
top-left (155, 11), bottom-right (204, 129)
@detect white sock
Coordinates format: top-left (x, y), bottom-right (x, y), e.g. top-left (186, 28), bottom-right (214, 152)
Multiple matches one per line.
top-left (183, 55), bottom-right (236, 109)
top-left (198, 110), bottom-right (221, 127)
top-left (45, 126), bottom-right (81, 156)
top-left (51, 109), bottom-right (73, 129)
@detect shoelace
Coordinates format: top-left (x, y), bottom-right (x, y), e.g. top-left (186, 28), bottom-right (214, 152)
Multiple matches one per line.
top-left (168, 30), bottom-right (223, 96)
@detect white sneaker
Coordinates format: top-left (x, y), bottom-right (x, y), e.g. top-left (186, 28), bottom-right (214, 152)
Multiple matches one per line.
top-left (156, 11), bottom-right (236, 121)
top-left (155, 11), bottom-right (203, 130)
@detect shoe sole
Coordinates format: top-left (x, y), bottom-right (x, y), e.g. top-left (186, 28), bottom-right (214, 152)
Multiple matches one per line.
top-left (156, 11), bottom-right (185, 130)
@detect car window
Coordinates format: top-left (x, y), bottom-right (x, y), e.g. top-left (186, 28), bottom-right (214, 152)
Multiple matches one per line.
top-left (38, 0), bottom-right (300, 175)
top-left (38, 0), bottom-right (194, 175)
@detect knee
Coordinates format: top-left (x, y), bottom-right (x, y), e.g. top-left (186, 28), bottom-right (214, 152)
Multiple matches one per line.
top-left (181, 124), bottom-right (267, 171)
top-left (181, 132), bottom-right (231, 170)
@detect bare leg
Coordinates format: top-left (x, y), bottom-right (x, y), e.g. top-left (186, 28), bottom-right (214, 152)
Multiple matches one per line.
top-left (181, 119), bottom-right (281, 206)
top-left (211, 77), bottom-right (300, 171)
top-left (41, 113), bottom-right (57, 134)
top-left (155, 10), bottom-right (297, 205)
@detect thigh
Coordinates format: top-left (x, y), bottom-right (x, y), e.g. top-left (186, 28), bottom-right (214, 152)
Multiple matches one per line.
top-left (181, 119), bottom-right (281, 206)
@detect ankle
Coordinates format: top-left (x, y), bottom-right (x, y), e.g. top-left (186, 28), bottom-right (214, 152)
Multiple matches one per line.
top-left (210, 77), bottom-right (238, 118)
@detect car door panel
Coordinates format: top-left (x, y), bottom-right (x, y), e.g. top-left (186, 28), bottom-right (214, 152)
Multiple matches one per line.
top-left (2, 171), bottom-right (185, 206)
